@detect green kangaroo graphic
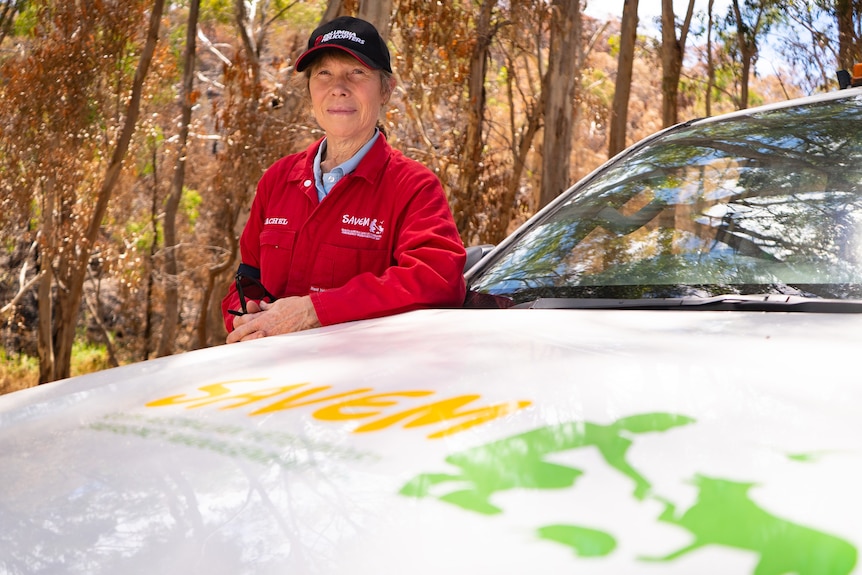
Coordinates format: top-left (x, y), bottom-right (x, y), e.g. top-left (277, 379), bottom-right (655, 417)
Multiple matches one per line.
top-left (642, 475), bottom-right (857, 575)
top-left (400, 413), bottom-right (695, 514)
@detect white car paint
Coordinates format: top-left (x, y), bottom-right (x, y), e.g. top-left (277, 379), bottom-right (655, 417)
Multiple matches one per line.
top-left (1, 308), bottom-right (860, 574)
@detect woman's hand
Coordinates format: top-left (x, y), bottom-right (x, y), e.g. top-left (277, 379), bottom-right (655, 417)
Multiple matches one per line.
top-left (226, 296), bottom-right (321, 343)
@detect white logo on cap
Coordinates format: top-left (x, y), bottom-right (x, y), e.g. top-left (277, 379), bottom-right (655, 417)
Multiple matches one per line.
top-left (321, 30), bottom-right (366, 45)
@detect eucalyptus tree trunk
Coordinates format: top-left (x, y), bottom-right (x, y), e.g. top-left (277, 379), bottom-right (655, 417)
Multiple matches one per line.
top-left (322, 0), bottom-right (344, 23)
top-left (453, 0), bottom-right (495, 240)
top-left (609, 0), bottom-right (638, 157)
top-left (158, 0), bottom-right (199, 357)
top-left (733, 0), bottom-right (750, 109)
top-left (836, 0), bottom-right (861, 70)
top-left (359, 0), bottom-right (393, 39)
top-left (706, 0), bottom-right (715, 116)
top-left (539, 0), bottom-right (580, 208)
top-left (37, 179), bottom-right (56, 384)
top-left (660, 0), bottom-right (695, 127)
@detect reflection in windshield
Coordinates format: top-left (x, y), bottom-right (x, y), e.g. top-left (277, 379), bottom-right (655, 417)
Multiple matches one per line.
top-left (468, 95), bottom-right (862, 304)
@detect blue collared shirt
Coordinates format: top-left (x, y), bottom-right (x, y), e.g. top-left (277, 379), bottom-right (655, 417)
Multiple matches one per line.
top-left (313, 129), bottom-right (380, 202)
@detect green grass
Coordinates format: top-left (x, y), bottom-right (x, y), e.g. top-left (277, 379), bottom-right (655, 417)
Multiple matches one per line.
top-left (0, 340), bottom-right (115, 395)
top-left (70, 340), bottom-right (113, 377)
top-left (0, 349), bottom-right (39, 395)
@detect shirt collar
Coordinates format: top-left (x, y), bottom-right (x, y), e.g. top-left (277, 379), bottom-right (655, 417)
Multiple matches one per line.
top-left (313, 129), bottom-right (380, 200)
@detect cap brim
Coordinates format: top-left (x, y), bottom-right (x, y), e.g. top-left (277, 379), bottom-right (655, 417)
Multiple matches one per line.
top-left (295, 45), bottom-right (380, 72)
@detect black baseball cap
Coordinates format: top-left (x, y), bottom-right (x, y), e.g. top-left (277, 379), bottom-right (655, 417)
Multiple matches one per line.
top-left (295, 16), bottom-right (392, 73)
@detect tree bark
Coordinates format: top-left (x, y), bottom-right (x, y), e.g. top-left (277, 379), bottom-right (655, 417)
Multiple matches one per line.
top-left (321, 0), bottom-right (345, 24)
top-left (234, 0), bottom-right (260, 87)
top-left (37, 179), bottom-right (56, 384)
top-left (453, 0), bottom-right (495, 241)
top-left (158, 0), bottom-right (199, 358)
top-left (359, 0), bottom-right (393, 40)
top-left (609, 0), bottom-right (638, 157)
top-left (143, 146), bottom-right (158, 361)
top-left (706, 0), bottom-right (715, 116)
top-left (539, 0), bottom-right (580, 208)
top-left (835, 0), bottom-right (861, 70)
top-left (660, 0), bottom-right (695, 127)
top-left (735, 0), bottom-right (750, 108)
top-left (730, 0), bottom-right (760, 110)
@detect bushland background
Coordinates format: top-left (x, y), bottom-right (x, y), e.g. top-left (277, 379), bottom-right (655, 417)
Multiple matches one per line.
top-left (1, 0), bottom-right (860, 392)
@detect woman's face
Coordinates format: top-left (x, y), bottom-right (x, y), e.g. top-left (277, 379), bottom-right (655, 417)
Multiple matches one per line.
top-left (308, 52), bottom-right (390, 145)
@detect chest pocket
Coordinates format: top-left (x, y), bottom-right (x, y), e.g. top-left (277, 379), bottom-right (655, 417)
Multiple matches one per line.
top-left (311, 243), bottom-right (390, 290)
top-left (260, 229), bottom-right (296, 295)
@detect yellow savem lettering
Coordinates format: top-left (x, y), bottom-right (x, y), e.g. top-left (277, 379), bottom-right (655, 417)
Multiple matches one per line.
top-left (145, 378), bottom-right (271, 408)
top-left (313, 391), bottom-right (435, 421)
top-left (353, 395), bottom-right (532, 438)
top-left (250, 386), bottom-right (374, 416)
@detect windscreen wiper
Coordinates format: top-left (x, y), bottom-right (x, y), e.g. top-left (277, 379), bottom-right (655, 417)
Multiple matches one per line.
top-left (517, 294), bottom-right (862, 313)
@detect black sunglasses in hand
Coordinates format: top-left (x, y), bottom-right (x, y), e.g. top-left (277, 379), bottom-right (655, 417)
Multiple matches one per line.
top-left (229, 272), bottom-right (277, 316)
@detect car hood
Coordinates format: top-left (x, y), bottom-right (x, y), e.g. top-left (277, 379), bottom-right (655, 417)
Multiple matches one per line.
top-left (1, 308), bottom-right (860, 574)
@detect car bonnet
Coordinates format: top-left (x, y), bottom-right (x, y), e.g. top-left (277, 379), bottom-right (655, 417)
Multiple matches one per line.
top-left (1, 308), bottom-right (860, 574)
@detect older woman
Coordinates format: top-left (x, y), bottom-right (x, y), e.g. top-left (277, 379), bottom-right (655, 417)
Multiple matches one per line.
top-left (222, 16), bottom-right (467, 343)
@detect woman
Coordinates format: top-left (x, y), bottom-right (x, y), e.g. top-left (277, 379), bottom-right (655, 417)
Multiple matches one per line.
top-left (222, 16), bottom-right (467, 343)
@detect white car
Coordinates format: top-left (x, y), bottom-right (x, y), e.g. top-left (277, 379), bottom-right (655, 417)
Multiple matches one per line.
top-left (2, 83), bottom-right (862, 574)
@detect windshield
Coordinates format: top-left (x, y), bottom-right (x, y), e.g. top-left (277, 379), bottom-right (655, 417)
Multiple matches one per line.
top-left (467, 93), bottom-right (862, 306)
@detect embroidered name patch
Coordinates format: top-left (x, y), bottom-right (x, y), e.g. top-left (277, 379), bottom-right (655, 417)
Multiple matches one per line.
top-left (342, 214), bottom-right (385, 240)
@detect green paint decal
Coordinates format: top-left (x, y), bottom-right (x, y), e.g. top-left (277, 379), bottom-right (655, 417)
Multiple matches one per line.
top-left (400, 412), bottom-right (858, 573)
top-left (537, 524), bottom-right (617, 557)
